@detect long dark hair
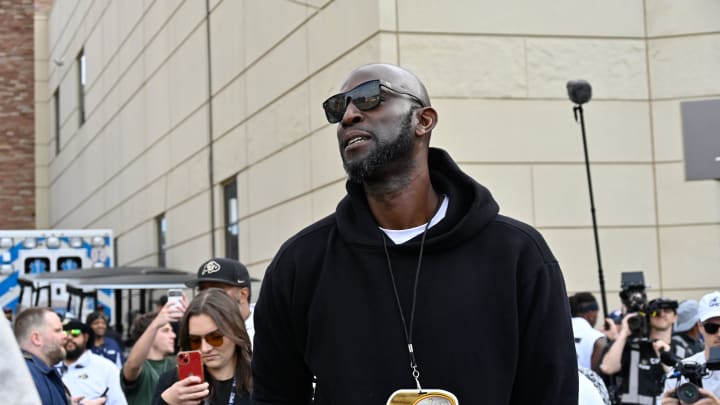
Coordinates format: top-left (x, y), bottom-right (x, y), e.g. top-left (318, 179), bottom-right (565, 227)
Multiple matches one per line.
top-left (178, 288), bottom-right (252, 395)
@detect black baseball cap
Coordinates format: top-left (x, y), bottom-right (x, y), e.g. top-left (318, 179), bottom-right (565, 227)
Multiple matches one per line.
top-left (649, 297), bottom-right (678, 312)
top-left (185, 258), bottom-right (251, 290)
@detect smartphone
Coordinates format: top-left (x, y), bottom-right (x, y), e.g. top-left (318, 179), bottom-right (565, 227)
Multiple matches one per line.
top-left (167, 288), bottom-right (183, 309)
top-left (177, 350), bottom-right (204, 382)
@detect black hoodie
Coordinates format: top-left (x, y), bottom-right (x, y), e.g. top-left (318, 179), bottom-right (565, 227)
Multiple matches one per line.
top-left (252, 148), bottom-right (578, 404)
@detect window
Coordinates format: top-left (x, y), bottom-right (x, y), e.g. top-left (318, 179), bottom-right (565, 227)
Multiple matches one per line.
top-left (77, 49), bottom-right (86, 125)
top-left (156, 214), bottom-right (167, 267)
top-left (223, 179), bottom-right (239, 259)
top-left (53, 88), bottom-right (60, 155)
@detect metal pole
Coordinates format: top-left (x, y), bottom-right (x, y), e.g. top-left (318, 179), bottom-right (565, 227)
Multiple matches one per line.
top-left (573, 105), bottom-right (609, 317)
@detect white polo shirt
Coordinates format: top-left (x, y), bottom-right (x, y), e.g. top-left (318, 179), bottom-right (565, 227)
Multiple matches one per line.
top-left (572, 317), bottom-right (605, 370)
top-left (59, 350), bottom-right (127, 405)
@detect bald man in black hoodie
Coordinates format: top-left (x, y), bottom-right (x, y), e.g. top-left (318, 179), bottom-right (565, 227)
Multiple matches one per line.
top-left (252, 63), bottom-right (578, 404)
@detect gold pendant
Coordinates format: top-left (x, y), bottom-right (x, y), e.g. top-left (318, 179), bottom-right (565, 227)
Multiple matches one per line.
top-left (386, 389), bottom-right (459, 405)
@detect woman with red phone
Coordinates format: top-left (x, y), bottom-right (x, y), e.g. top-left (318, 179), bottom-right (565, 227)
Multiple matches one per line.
top-left (152, 288), bottom-right (252, 405)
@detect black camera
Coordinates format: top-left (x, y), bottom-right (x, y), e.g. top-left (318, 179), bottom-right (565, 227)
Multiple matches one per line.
top-left (671, 362), bottom-right (708, 404)
top-left (663, 347), bottom-right (720, 404)
top-left (619, 272), bottom-right (649, 339)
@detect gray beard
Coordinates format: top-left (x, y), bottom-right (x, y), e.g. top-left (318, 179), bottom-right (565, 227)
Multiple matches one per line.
top-left (343, 110), bottom-right (415, 184)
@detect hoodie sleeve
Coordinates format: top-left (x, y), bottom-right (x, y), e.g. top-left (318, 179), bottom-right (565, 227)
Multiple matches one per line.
top-left (511, 251), bottom-right (579, 404)
top-left (251, 250), bottom-right (314, 405)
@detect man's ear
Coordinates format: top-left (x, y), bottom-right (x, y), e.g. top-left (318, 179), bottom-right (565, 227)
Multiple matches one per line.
top-left (415, 106), bottom-right (438, 138)
top-left (29, 330), bottom-right (43, 347)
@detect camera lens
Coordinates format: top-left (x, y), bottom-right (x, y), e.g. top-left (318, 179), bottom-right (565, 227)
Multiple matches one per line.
top-left (677, 382), bottom-right (701, 404)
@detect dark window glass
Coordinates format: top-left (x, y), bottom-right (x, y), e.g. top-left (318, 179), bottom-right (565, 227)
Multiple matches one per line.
top-left (57, 257), bottom-right (82, 271)
top-left (54, 89), bottom-right (60, 155)
top-left (157, 214), bottom-right (167, 267)
top-left (223, 180), bottom-right (239, 259)
top-left (25, 257), bottom-right (50, 274)
top-left (77, 49), bottom-right (86, 125)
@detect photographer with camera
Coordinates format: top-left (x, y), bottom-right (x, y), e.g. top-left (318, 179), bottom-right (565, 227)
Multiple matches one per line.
top-left (660, 291), bottom-right (720, 405)
top-left (600, 273), bottom-right (679, 404)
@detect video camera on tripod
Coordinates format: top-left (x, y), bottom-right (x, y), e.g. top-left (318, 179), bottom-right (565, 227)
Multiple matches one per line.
top-left (661, 347), bottom-right (720, 404)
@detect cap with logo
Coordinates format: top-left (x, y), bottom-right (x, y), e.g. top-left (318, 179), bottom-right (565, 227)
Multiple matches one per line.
top-left (674, 300), bottom-right (699, 333)
top-left (698, 291), bottom-right (720, 322)
top-left (185, 258), bottom-right (251, 290)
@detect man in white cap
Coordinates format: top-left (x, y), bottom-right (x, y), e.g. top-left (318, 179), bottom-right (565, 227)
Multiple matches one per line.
top-left (661, 291), bottom-right (720, 404)
top-left (671, 300), bottom-right (704, 360)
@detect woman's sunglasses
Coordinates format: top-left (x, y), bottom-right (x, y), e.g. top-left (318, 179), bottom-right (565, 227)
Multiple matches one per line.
top-left (322, 79), bottom-right (425, 124)
top-left (703, 322), bottom-right (720, 334)
top-left (188, 330), bottom-right (225, 350)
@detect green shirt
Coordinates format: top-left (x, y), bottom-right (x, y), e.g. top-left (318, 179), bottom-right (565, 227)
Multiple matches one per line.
top-left (121, 357), bottom-right (176, 405)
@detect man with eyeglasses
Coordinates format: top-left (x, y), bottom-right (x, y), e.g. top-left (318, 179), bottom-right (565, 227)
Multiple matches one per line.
top-left (57, 319), bottom-right (126, 405)
top-left (661, 291), bottom-right (720, 404)
top-left (252, 63), bottom-right (577, 404)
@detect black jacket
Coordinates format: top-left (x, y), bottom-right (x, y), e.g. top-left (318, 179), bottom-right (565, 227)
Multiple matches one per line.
top-left (252, 148), bottom-right (578, 404)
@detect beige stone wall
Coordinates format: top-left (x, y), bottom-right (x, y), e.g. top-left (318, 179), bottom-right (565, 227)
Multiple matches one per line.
top-left (40, 0), bottom-right (720, 313)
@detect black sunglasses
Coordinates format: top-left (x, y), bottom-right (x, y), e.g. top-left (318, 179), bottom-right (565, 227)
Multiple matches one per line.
top-left (703, 322), bottom-right (720, 334)
top-left (322, 79), bottom-right (425, 124)
top-left (188, 330), bottom-right (224, 350)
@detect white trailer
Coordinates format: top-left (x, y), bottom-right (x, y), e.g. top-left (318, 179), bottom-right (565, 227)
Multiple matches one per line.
top-left (0, 229), bottom-right (114, 318)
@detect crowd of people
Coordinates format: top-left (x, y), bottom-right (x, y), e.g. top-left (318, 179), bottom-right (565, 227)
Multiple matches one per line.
top-left (6, 256), bottom-right (254, 405)
top-left (570, 290), bottom-right (720, 405)
top-left (1, 63), bottom-right (718, 405)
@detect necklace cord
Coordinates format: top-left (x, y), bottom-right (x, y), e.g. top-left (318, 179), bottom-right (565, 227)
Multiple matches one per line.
top-left (380, 194), bottom-right (444, 390)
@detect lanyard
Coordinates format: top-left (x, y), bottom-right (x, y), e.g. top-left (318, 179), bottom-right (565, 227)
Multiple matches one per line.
top-left (203, 376), bottom-right (237, 405)
top-left (380, 194), bottom-right (443, 391)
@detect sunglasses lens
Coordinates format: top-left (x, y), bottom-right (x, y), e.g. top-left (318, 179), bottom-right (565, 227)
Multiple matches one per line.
top-left (704, 323), bottom-right (720, 334)
top-left (65, 329), bottom-right (82, 337)
top-left (189, 336), bottom-right (202, 350)
top-left (350, 82), bottom-right (381, 110)
top-left (206, 332), bottom-right (224, 347)
top-left (323, 95), bottom-right (346, 123)
top-left (188, 331), bottom-right (224, 349)
top-left (322, 80), bottom-right (381, 123)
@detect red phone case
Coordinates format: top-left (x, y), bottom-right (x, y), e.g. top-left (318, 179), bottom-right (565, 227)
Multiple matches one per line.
top-left (177, 350), bottom-right (204, 383)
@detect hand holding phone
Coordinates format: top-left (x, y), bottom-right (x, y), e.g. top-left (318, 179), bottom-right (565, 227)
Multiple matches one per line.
top-left (165, 289), bottom-right (186, 321)
top-left (167, 289), bottom-right (184, 309)
top-left (177, 350), bottom-right (204, 383)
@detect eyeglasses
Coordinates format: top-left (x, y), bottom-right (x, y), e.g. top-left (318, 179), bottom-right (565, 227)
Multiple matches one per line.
top-left (703, 322), bottom-right (720, 334)
top-left (188, 330), bottom-right (224, 350)
top-left (64, 329), bottom-right (82, 337)
top-left (322, 79), bottom-right (425, 124)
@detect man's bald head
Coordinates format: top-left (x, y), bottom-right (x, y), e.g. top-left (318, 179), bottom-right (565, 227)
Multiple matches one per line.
top-left (342, 63), bottom-right (431, 107)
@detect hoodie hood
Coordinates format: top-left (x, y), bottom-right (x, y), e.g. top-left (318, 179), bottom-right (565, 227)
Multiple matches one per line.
top-left (335, 147), bottom-right (499, 251)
